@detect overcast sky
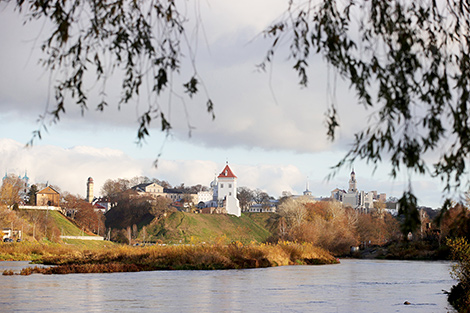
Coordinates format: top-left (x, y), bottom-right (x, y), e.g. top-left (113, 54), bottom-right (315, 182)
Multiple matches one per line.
top-left (0, 1), bottom-right (451, 208)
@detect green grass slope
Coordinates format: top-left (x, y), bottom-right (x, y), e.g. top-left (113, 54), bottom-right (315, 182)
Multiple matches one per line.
top-left (145, 212), bottom-right (277, 244)
top-left (48, 211), bottom-right (93, 236)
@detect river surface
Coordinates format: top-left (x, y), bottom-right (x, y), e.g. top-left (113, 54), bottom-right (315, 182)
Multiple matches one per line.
top-left (0, 259), bottom-right (457, 312)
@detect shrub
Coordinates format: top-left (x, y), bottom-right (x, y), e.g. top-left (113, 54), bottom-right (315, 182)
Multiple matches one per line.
top-left (447, 237), bottom-right (470, 312)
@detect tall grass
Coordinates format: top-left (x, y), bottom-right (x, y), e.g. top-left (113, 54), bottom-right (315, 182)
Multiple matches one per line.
top-left (2, 241), bottom-right (338, 274)
top-left (0, 241), bottom-right (80, 261)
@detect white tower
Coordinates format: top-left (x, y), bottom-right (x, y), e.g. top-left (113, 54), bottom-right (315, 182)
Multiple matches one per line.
top-left (217, 163), bottom-right (241, 217)
top-left (348, 169), bottom-right (357, 193)
top-left (86, 177), bottom-right (94, 203)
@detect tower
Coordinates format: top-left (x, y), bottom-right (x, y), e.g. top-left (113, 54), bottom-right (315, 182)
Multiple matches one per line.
top-left (348, 169), bottom-right (357, 193)
top-left (86, 177), bottom-right (94, 203)
top-left (303, 179), bottom-right (312, 196)
top-left (217, 163), bottom-right (241, 217)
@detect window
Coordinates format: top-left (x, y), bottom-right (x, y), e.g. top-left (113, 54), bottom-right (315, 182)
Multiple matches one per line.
top-left (221, 184), bottom-right (224, 188)
top-left (229, 192), bottom-right (232, 196)
top-left (229, 184), bottom-right (232, 188)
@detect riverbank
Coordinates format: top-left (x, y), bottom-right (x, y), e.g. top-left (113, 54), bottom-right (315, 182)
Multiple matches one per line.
top-left (352, 241), bottom-right (451, 260)
top-left (1, 241), bottom-right (338, 274)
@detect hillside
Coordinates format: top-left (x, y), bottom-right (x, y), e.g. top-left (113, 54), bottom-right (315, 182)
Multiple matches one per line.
top-left (47, 211), bottom-right (93, 236)
top-left (144, 212), bottom-right (278, 244)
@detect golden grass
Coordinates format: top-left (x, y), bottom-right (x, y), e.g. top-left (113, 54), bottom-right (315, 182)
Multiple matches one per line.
top-left (0, 241), bottom-right (80, 261)
top-left (1, 241), bottom-right (338, 274)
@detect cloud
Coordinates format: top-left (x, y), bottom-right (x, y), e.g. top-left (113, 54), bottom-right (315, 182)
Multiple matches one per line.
top-left (0, 2), bottom-right (451, 209)
top-left (0, 0), bottom-right (363, 156)
top-left (0, 139), bottom-right (142, 197)
top-left (0, 138), bottom-right (309, 199)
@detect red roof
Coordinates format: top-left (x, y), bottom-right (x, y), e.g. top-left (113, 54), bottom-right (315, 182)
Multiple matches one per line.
top-left (94, 203), bottom-right (106, 209)
top-left (218, 165), bottom-right (237, 178)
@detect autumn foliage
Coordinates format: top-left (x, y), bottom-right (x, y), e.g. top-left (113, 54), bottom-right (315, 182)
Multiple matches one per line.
top-left (274, 198), bottom-right (400, 255)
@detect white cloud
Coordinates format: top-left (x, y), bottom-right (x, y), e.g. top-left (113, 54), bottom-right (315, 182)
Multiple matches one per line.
top-left (0, 139), bottom-right (308, 199)
top-left (0, 0), bottom-right (362, 155)
top-left (0, 139), bottom-right (142, 197)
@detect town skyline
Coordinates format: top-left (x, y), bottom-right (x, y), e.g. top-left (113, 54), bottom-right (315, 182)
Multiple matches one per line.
top-left (1, 138), bottom-right (430, 208)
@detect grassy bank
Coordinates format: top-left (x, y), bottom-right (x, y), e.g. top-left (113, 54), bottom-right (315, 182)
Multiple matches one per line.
top-left (145, 212), bottom-right (275, 244)
top-left (0, 240), bottom-right (114, 261)
top-left (2, 241), bottom-right (338, 274)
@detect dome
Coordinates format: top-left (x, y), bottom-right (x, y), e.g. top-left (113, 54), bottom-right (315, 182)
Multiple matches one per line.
top-left (210, 178), bottom-right (217, 188)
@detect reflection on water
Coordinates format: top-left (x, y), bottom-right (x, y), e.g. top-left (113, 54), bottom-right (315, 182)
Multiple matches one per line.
top-left (0, 259), bottom-right (457, 312)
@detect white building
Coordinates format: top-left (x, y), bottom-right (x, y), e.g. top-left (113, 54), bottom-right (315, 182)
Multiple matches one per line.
top-left (197, 190), bottom-right (213, 204)
top-left (331, 169), bottom-right (386, 212)
top-left (216, 164), bottom-right (241, 217)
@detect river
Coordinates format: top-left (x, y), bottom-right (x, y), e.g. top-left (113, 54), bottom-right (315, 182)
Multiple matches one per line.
top-left (0, 259), bottom-right (456, 312)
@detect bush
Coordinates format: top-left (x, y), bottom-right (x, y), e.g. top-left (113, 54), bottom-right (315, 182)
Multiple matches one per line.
top-left (448, 237), bottom-right (470, 312)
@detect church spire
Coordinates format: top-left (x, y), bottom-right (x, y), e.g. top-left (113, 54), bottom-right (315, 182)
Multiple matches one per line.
top-left (348, 168), bottom-right (357, 193)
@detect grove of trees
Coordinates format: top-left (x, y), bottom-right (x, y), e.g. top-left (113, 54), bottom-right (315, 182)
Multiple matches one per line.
top-left (0, 175), bottom-right (25, 209)
top-left (274, 197), bottom-right (400, 255)
top-left (61, 193), bottom-right (105, 236)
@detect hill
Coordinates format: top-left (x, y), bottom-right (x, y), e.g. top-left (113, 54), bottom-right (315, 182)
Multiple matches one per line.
top-left (144, 212), bottom-right (278, 244)
top-left (47, 211), bottom-right (93, 237)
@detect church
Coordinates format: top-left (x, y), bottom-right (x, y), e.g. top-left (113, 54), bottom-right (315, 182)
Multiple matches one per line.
top-left (331, 169), bottom-right (386, 211)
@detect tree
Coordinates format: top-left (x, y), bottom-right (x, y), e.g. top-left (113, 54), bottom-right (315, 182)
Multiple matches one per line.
top-left (153, 179), bottom-right (172, 189)
top-left (253, 189), bottom-right (270, 205)
top-left (101, 178), bottom-right (131, 205)
top-left (72, 199), bottom-right (105, 235)
top-left (129, 176), bottom-right (152, 187)
top-left (180, 193), bottom-right (194, 207)
top-left (398, 192), bottom-right (421, 240)
top-left (27, 184), bottom-right (38, 205)
top-left (9, 0), bottom-right (470, 210)
top-left (0, 175), bottom-right (24, 209)
top-left (259, 0), bottom-right (470, 225)
top-left (237, 187), bottom-right (254, 212)
top-left (278, 197), bottom-right (308, 228)
top-left (8, 0), bottom-right (213, 149)
top-left (149, 196), bottom-right (172, 217)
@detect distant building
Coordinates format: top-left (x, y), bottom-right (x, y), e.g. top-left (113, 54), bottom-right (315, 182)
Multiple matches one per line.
top-left (197, 190), bottom-right (213, 203)
top-left (164, 188), bottom-right (198, 205)
top-left (215, 163), bottom-right (241, 217)
top-left (130, 182), bottom-right (198, 207)
top-left (303, 181), bottom-right (312, 196)
top-left (198, 163), bottom-right (241, 217)
top-left (132, 182), bottom-right (165, 196)
top-left (36, 186), bottom-right (60, 207)
top-left (248, 199), bottom-right (278, 213)
top-left (330, 188), bottom-right (346, 202)
top-left (330, 169), bottom-right (387, 212)
top-left (284, 180), bottom-right (316, 203)
top-left (86, 177), bottom-right (94, 203)
top-left (348, 169), bottom-right (357, 193)
top-left (93, 197), bottom-right (111, 214)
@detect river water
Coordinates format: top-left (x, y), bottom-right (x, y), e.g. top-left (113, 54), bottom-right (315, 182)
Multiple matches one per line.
top-left (0, 259), bottom-right (456, 312)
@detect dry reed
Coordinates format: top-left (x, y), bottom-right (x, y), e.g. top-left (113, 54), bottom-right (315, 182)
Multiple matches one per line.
top-left (2, 241), bottom-right (338, 274)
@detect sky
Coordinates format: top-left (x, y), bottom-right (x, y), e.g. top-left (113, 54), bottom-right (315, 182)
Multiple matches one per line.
top-left (0, 1), bottom-right (452, 208)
